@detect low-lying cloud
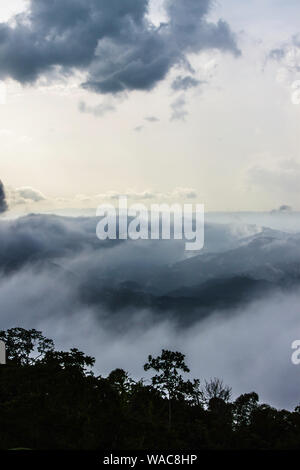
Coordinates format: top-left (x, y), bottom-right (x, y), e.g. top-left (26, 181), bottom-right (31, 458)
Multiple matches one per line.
top-left (5, 185), bottom-right (199, 213)
top-left (1, 253), bottom-right (300, 410)
top-left (0, 213), bottom-right (300, 408)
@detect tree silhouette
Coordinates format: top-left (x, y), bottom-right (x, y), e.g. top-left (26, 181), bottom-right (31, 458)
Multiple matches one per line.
top-left (144, 349), bottom-right (190, 427)
top-left (202, 377), bottom-right (232, 406)
top-left (0, 328), bottom-right (299, 450)
top-left (0, 328), bottom-right (54, 366)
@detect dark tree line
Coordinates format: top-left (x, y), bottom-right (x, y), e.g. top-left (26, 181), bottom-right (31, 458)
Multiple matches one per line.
top-left (0, 328), bottom-right (300, 450)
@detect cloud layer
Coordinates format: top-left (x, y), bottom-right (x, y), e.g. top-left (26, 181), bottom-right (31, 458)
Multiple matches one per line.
top-left (1, 213), bottom-right (300, 408)
top-left (0, 0), bottom-right (239, 94)
top-left (4, 185), bottom-right (199, 213)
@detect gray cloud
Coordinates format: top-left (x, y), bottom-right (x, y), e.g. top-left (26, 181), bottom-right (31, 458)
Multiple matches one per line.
top-left (95, 187), bottom-right (197, 201)
top-left (6, 186), bottom-right (48, 207)
top-left (144, 116), bottom-right (160, 122)
top-left (268, 34), bottom-right (300, 75)
top-left (269, 34), bottom-right (300, 65)
top-left (269, 48), bottom-right (286, 61)
top-left (171, 75), bottom-right (203, 91)
top-left (15, 186), bottom-right (46, 202)
top-left (170, 94), bottom-right (187, 121)
top-left (268, 34), bottom-right (300, 105)
top-left (279, 205), bottom-right (292, 212)
top-left (0, 0), bottom-right (240, 95)
top-left (78, 100), bottom-right (116, 117)
top-left (0, 180), bottom-right (8, 214)
top-left (4, 185), bottom-right (200, 211)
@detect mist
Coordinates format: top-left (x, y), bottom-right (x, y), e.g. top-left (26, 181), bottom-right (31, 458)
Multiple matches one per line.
top-left (1, 213), bottom-right (300, 409)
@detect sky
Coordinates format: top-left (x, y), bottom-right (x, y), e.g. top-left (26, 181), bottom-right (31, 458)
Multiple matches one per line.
top-left (1, 1), bottom-right (300, 410)
top-left (0, 0), bottom-right (300, 212)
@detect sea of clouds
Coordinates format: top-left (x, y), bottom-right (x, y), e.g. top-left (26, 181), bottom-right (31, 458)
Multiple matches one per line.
top-left (0, 212), bottom-right (300, 408)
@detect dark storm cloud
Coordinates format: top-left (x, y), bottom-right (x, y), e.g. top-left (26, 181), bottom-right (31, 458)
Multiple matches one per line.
top-left (0, 180), bottom-right (8, 214)
top-left (0, 0), bottom-right (149, 82)
top-left (0, 0), bottom-right (240, 94)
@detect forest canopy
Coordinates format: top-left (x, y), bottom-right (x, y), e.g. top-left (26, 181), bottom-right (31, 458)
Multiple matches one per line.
top-left (0, 327), bottom-right (299, 450)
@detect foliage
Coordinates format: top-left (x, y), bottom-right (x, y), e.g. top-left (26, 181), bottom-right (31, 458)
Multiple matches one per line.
top-left (0, 328), bottom-right (54, 366)
top-left (0, 328), bottom-right (300, 450)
